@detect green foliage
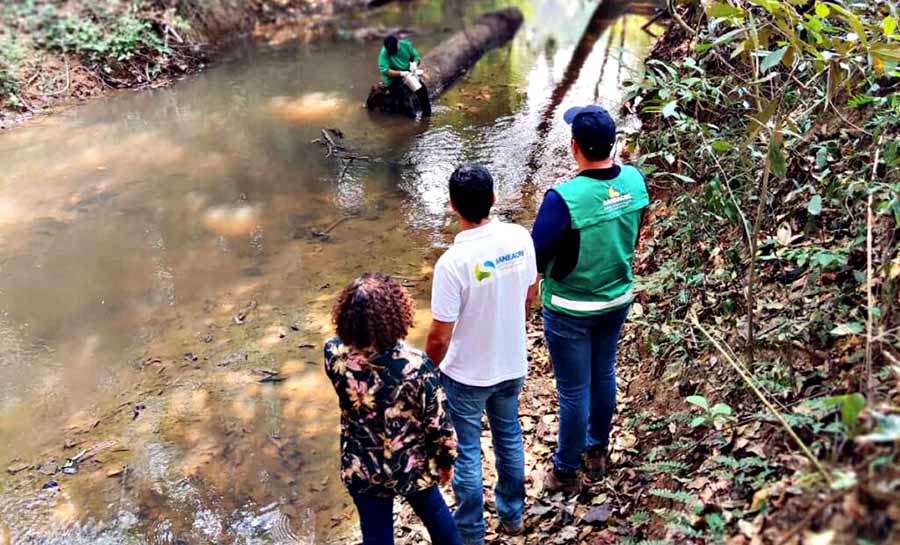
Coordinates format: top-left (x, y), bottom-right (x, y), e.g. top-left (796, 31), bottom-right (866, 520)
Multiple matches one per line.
top-left (685, 395), bottom-right (735, 428)
top-left (40, 4), bottom-right (168, 73)
top-left (636, 460), bottom-right (690, 475)
top-left (629, 0), bottom-right (900, 421)
top-left (0, 32), bottom-right (25, 104)
top-left (710, 455), bottom-right (776, 489)
top-left (649, 488), bottom-right (698, 505)
top-left (2, 0), bottom-right (188, 84)
top-left (823, 393), bottom-right (866, 437)
top-left (0, 62), bottom-right (18, 102)
top-left (628, 7), bottom-right (899, 536)
top-left (628, 510), bottom-right (651, 527)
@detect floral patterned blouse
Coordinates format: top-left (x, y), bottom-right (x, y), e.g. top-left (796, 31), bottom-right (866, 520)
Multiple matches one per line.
top-left (324, 337), bottom-right (458, 496)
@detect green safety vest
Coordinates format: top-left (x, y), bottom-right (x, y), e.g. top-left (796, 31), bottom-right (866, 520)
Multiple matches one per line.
top-left (542, 166), bottom-right (649, 317)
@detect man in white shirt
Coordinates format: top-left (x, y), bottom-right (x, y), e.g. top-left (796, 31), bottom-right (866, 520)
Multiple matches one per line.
top-left (426, 164), bottom-right (538, 545)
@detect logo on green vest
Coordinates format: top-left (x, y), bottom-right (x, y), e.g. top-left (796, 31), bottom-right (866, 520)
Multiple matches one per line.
top-left (603, 184), bottom-right (632, 211)
top-left (475, 260), bottom-right (496, 282)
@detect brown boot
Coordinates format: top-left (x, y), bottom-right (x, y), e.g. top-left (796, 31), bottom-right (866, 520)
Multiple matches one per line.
top-left (582, 447), bottom-right (607, 483)
top-left (499, 519), bottom-right (525, 536)
top-left (542, 465), bottom-right (581, 494)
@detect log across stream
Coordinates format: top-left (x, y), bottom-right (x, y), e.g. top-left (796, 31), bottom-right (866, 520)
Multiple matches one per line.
top-left (365, 8), bottom-right (524, 112)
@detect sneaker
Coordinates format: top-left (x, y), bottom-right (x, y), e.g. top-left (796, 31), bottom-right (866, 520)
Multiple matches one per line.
top-left (542, 465), bottom-right (581, 494)
top-left (582, 447), bottom-right (607, 483)
top-left (499, 519), bottom-right (524, 536)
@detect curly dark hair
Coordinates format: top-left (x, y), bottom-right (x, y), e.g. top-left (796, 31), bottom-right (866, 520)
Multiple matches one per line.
top-left (332, 273), bottom-right (415, 352)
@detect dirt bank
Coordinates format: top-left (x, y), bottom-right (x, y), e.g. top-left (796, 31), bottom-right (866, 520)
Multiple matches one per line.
top-left (0, 0), bottom-right (376, 129)
top-left (387, 2), bottom-right (899, 543)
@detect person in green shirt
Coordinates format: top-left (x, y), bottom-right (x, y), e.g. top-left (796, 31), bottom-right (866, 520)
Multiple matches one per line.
top-left (378, 34), bottom-right (432, 118)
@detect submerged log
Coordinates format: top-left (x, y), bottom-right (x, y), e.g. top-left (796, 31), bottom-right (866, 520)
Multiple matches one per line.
top-left (365, 8), bottom-right (524, 112)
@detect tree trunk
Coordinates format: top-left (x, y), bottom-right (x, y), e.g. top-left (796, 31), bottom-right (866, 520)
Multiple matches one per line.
top-left (365, 8), bottom-right (524, 112)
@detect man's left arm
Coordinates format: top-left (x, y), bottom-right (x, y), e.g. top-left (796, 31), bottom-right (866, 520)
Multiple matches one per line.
top-left (531, 190), bottom-right (570, 275)
top-left (524, 232), bottom-right (540, 313)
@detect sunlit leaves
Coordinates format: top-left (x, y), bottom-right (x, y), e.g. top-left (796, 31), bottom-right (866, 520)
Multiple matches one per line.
top-left (686, 395), bottom-right (709, 410)
top-left (824, 2), bottom-right (869, 47)
top-left (848, 94), bottom-right (876, 108)
top-left (748, 0), bottom-right (784, 15)
top-left (885, 16), bottom-right (898, 38)
top-left (829, 321), bottom-right (864, 336)
top-left (760, 45), bottom-right (789, 71)
top-left (823, 393), bottom-right (865, 437)
top-left (706, 2), bottom-right (745, 19)
top-left (662, 100), bottom-right (678, 118)
top-left (711, 140), bottom-right (732, 153)
top-left (807, 194), bottom-right (823, 215)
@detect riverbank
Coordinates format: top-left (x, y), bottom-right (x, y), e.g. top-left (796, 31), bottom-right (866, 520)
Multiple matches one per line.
top-left (390, 2), bottom-right (899, 544)
top-left (0, 0), bottom-right (380, 129)
top-left (0, 2), bottom-right (666, 541)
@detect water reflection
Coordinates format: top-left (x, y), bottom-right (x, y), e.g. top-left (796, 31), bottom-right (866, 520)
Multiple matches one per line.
top-left (0, 0), bottom-right (660, 541)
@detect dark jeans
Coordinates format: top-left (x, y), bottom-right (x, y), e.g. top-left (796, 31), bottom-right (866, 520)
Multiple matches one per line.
top-left (543, 305), bottom-right (629, 473)
top-left (352, 486), bottom-right (462, 545)
top-left (441, 375), bottom-right (525, 545)
top-left (387, 78), bottom-right (432, 118)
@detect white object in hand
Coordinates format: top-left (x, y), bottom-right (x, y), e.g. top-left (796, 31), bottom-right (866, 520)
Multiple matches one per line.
top-left (402, 71), bottom-right (422, 92)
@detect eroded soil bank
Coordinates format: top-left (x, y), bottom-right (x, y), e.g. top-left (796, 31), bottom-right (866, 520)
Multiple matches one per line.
top-left (0, 0), bottom-right (388, 129)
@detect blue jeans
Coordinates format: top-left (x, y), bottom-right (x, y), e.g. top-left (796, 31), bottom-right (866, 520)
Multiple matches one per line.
top-left (352, 486), bottom-right (462, 545)
top-left (543, 305), bottom-right (629, 473)
top-left (440, 375), bottom-right (525, 545)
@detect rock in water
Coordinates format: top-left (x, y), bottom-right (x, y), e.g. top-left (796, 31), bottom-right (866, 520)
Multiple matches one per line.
top-left (203, 205), bottom-right (260, 237)
top-left (366, 8), bottom-right (524, 113)
top-left (269, 93), bottom-right (345, 124)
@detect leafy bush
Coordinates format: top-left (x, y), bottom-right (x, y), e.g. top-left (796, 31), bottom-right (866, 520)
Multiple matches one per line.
top-left (35, 5), bottom-right (169, 69)
top-left (625, 0), bottom-right (899, 541)
top-left (3, 0), bottom-right (188, 85)
top-left (0, 33), bottom-right (25, 105)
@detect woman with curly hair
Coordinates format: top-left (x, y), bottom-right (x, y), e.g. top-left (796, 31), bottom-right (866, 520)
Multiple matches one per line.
top-left (324, 272), bottom-right (462, 545)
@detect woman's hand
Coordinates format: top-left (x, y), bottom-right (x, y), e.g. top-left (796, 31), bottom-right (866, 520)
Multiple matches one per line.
top-left (439, 467), bottom-right (453, 486)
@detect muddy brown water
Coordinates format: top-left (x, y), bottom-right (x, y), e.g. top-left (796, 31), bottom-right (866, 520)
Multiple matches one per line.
top-left (0, 1), bottom-right (659, 543)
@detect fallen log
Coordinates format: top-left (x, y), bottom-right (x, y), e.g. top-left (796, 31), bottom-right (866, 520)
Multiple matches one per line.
top-left (365, 8), bottom-right (524, 113)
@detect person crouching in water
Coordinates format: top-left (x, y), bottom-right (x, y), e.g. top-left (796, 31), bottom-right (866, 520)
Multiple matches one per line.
top-left (324, 273), bottom-right (462, 545)
top-left (379, 34), bottom-right (432, 118)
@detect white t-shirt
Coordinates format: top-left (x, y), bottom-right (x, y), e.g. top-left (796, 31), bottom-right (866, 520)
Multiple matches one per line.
top-left (431, 220), bottom-right (538, 387)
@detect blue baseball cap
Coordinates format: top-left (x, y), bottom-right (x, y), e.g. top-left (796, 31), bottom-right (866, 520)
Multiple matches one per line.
top-left (563, 105), bottom-right (617, 159)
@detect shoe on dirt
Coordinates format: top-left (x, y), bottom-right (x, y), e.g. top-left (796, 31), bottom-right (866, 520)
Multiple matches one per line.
top-left (499, 519), bottom-right (525, 536)
top-left (582, 447), bottom-right (607, 483)
top-left (542, 465), bottom-right (581, 495)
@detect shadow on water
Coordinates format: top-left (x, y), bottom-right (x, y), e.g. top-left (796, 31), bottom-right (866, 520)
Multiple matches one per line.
top-left (520, 0), bottom-right (662, 205)
top-left (0, 0), bottom-right (662, 542)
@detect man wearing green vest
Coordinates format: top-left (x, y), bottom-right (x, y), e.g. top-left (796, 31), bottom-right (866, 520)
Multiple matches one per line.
top-left (531, 104), bottom-right (648, 493)
top-left (378, 34), bottom-right (432, 118)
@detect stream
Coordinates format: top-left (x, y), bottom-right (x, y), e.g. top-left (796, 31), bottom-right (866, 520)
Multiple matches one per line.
top-left (0, 1), bottom-right (659, 543)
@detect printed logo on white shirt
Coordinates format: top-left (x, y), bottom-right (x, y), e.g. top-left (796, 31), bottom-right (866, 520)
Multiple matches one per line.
top-left (473, 249), bottom-right (527, 285)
